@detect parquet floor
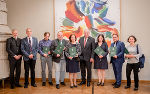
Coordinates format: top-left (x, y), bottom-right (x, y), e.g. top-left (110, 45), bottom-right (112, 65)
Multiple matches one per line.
top-left (0, 80), bottom-right (150, 94)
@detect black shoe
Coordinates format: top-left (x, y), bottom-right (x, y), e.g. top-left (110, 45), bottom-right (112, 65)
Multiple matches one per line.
top-left (42, 82), bottom-right (46, 86)
top-left (124, 86), bottom-right (130, 89)
top-left (10, 85), bottom-right (15, 89)
top-left (87, 82), bottom-right (90, 87)
top-left (49, 82), bottom-right (53, 86)
top-left (101, 83), bottom-right (104, 86)
top-left (31, 84), bottom-right (37, 87)
top-left (97, 82), bottom-right (101, 86)
top-left (78, 81), bottom-right (86, 85)
top-left (112, 82), bottom-right (116, 86)
top-left (56, 84), bottom-right (60, 89)
top-left (74, 85), bottom-right (78, 88)
top-left (61, 82), bottom-right (66, 86)
top-left (15, 84), bottom-right (22, 87)
top-left (24, 85), bottom-right (28, 88)
top-left (70, 85), bottom-right (74, 88)
top-left (113, 84), bottom-right (120, 88)
top-left (134, 87), bottom-right (138, 91)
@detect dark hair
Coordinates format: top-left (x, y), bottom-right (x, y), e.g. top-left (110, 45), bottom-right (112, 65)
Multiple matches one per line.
top-left (44, 32), bottom-right (50, 36)
top-left (127, 35), bottom-right (137, 43)
top-left (69, 34), bottom-right (77, 42)
top-left (112, 33), bottom-right (119, 37)
top-left (97, 34), bottom-right (106, 43)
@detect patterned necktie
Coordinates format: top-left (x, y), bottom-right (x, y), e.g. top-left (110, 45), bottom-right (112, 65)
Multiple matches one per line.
top-left (29, 38), bottom-right (32, 52)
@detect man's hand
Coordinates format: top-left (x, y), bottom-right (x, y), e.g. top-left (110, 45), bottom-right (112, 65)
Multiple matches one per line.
top-left (68, 57), bottom-right (73, 60)
top-left (29, 54), bottom-right (33, 59)
top-left (14, 55), bottom-right (19, 60)
top-left (99, 55), bottom-right (103, 59)
top-left (90, 58), bottom-right (94, 63)
top-left (48, 51), bottom-right (51, 55)
top-left (43, 54), bottom-right (48, 57)
top-left (113, 55), bottom-right (117, 59)
top-left (56, 54), bottom-right (60, 57)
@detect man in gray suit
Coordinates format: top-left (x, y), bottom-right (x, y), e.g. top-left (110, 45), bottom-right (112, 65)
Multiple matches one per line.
top-left (21, 28), bottom-right (39, 88)
top-left (78, 30), bottom-right (95, 87)
top-left (50, 31), bottom-right (68, 89)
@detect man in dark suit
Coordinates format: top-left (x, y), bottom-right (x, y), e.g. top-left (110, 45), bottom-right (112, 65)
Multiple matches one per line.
top-left (6, 29), bottom-right (22, 89)
top-left (110, 34), bottom-right (125, 88)
top-left (21, 28), bottom-right (38, 88)
top-left (50, 31), bottom-right (68, 89)
top-left (78, 29), bottom-right (95, 87)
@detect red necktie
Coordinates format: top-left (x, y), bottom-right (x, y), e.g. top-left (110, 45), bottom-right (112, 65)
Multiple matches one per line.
top-left (84, 38), bottom-right (87, 47)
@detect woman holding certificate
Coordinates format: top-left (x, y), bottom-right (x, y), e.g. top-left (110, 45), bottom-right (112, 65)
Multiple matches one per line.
top-left (94, 34), bottom-right (108, 86)
top-left (65, 34), bottom-right (81, 88)
top-left (124, 35), bottom-right (142, 91)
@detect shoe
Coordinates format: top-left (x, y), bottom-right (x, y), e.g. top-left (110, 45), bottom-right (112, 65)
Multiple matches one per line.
top-left (70, 85), bottom-right (74, 88)
top-left (42, 82), bottom-right (46, 86)
top-left (10, 85), bottom-right (15, 89)
top-left (24, 85), bottom-right (28, 88)
top-left (113, 84), bottom-right (120, 88)
top-left (78, 81), bottom-right (86, 85)
top-left (97, 82), bottom-right (101, 86)
top-left (87, 82), bottom-right (90, 87)
top-left (124, 86), bottom-right (130, 89)
top-left (49, 82), bottom-right (53, 86)
top-left (56, 84), bottom-right (60, 89)
top-left (74, 85), bottom-right (78, 88)
top-left (31, 84), bottom-right (37, 87)
top-left (134, 87), bottom-right (138, 91)
top-left (61, 82), bottom-right (66, 86)
top-left (15, 84), bottom-right (22, 87)
top-left (112, 82), bottom-right (116, 86)
top-left (101, 83), bottom-right (104, 86)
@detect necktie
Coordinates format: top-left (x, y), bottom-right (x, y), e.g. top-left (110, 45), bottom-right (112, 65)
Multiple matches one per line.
top-left (29, 38), bottom-right (32, 52)
top-left (114, 42), bottom-right (116, 47)
top-left (84, 38), bottom-right (87, 47)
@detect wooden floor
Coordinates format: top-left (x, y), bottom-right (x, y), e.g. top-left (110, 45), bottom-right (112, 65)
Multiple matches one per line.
top-left (0, 81), bottom-right (150, 94)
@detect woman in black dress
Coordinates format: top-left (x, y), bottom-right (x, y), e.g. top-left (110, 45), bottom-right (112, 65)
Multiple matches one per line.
top-left (94, 34), bottom-right (108, 86)
top-left (65, 34), bottom-right (81, 88)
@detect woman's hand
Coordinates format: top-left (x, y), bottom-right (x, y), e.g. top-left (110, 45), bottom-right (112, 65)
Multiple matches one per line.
top-left (68, 57), bottom-right (73, 60)
top-left (99, 55), bottom-right (103, 59)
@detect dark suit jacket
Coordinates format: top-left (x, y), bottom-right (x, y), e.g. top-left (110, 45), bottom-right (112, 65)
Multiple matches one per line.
top-left (50, 39), bottom-right (68, 63)
top-left (21, 37), bottom-right (39, 61)
top-left (110, 41), bottom-right (125, 64)
top-left (79, 36), bottom-right (95, 61)
top-left (6, 37), bottom-right (22, 61)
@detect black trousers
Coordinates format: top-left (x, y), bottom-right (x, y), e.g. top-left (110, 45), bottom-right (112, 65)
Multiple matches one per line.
top-left (126, 63), bottom-right (139, 88)
top-left (9, 58), bottom-right (21, 86)
top-left (80, 60), bottom-right (92, 82)
top-left (24, 59), bottom-right (36, 85)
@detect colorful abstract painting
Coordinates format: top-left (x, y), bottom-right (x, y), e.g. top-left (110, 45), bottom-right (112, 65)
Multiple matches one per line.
top-left (55, 0), bottom-right (120, 47)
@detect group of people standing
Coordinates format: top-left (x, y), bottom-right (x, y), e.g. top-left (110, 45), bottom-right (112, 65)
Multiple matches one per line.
top-left (6, 28), bottom-right (142, 91)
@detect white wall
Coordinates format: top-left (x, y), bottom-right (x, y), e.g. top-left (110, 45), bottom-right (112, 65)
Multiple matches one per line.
top-left (7, 0), bottom-right (150, 80)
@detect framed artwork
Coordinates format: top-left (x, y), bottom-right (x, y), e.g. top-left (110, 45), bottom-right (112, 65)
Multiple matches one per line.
top-left (54, 0), bottom-right (121, 47)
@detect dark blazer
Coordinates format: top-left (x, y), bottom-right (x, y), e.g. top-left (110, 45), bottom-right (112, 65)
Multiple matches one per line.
top-left (79, 36), bottom-right (95, 61)
top-left (110, 41), bottom-right (125, 63)
top-left (21, 37), bottom-right (39, 61)
top-left (6, 37), bottom-right (22, 60)
top-left (50, 39), bottom-right (68, 63)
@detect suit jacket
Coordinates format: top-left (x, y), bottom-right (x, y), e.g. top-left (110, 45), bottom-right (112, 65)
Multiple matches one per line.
top-left (21, 37), bottom-right (39, 61)
top-left (50, 39), bottom-right (68, 63)
top-left (6, 37), bottom-right (22, 61)
top-left (110, 41), bottom-right (125, 64)
top-left (79, 36), bottom-right (95, 61)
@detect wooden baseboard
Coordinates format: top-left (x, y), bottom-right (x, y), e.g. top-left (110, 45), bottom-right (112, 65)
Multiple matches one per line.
top-left (19, 78), bottom-right (150, 83)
